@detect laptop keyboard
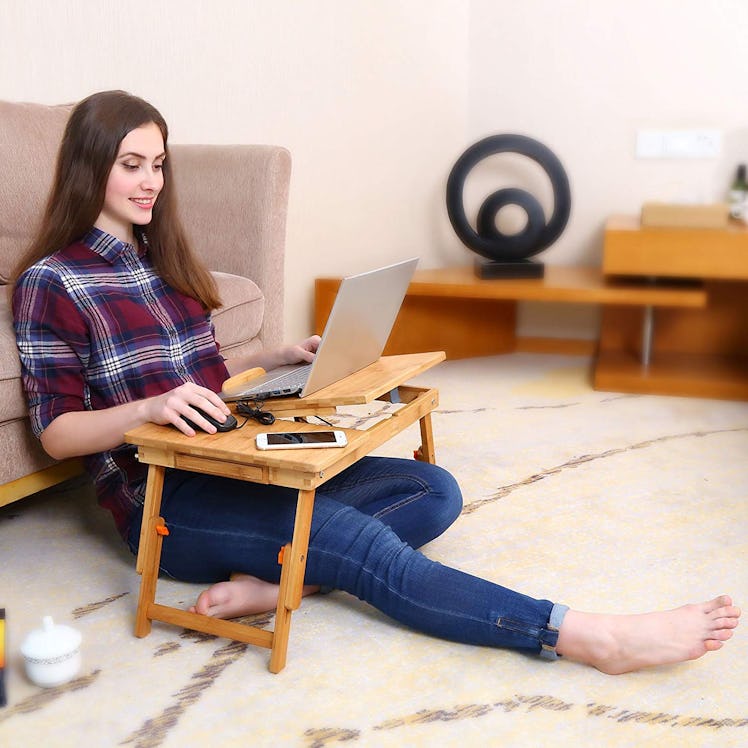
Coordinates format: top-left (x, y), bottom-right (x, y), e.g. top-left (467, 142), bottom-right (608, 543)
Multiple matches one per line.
top-left (248, 366), bottom-right (310, 396)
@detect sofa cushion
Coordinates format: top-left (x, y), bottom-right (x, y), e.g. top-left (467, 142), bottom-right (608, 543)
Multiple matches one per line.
top-left (0, 296), bottom-right (27, 422)
top-left (0, 100), bottom-right (72, 284)
top-left (211, 271), bottom-right (265, 354)
top-left (0, 417), bottom-right (57, 486)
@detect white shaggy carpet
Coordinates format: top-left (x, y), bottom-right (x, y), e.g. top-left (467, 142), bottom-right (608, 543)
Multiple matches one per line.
top-left (1, 353), bottom-right (746, 747)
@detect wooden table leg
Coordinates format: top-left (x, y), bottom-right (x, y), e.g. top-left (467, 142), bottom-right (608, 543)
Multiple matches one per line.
top-left (269, 487), bottom-right (315, 673)
top-left (136, 463), bottom-right (164, 575)
top-left (418, 413), bottom-right (436, 464)
top-left (134, 464), bottom-right (166, 637)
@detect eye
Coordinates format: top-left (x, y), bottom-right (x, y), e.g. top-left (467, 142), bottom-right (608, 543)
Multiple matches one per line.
top-left (121, 162), bottom-right (139, 171)
top-left (154, 162), bottom-right (165, 171)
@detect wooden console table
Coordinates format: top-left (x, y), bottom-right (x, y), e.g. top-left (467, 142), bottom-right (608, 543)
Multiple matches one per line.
top-left (315, 265), bottom-right (706, 361)
top-left (125, 352), bottom-right (443, 673)
top-left (316, 217), bottom-right (748, 399)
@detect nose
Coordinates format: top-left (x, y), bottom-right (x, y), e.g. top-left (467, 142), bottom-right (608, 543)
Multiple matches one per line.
top-left (140, 166), bottom-right (163, 191)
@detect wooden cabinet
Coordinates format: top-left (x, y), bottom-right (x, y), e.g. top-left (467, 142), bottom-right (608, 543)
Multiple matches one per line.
top-left (315, 264), bottom-right (706, 364)
top-left (603, 215), bottom-right (748, 280)
top-left (595, 216), bottom-right (748, 400)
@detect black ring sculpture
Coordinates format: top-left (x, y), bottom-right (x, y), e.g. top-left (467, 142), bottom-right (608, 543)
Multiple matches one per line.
top-left (446, 134), bottom-right (571, 269)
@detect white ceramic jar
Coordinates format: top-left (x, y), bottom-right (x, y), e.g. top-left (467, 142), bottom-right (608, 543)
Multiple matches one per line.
top-left (21, 616), bottom-right (82, 688)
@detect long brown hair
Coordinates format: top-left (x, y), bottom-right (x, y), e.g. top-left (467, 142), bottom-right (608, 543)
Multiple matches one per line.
top-left (11, 90), bottom-right (221, 310)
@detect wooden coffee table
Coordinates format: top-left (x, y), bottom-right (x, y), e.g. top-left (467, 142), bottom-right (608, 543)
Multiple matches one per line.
top-left (125, 352), bottom-right (444, 672)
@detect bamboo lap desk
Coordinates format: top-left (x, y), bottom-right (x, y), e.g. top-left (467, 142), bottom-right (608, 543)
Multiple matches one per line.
top-left (125, 352), bottom-right (444, 673)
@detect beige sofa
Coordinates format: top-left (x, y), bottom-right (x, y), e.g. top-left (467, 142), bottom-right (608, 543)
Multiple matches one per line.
top-left (0, 99), bottom-right (290, 507)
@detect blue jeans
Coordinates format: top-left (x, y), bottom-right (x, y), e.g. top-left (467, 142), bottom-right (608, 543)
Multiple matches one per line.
top-left (127, 456), bottom-right (566, 658)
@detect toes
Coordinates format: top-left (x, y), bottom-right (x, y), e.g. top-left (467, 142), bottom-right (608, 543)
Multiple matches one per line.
top-left (193, 593), bottom-right (214, 616)
top-left (704, 595), bottom-right (732, 612)
top-left (711, 605), bottom-right (741, 623)
top-left (712, 615), bottom-right (740, 630)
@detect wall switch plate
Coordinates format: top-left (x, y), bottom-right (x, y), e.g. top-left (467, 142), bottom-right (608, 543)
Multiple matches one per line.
top-left (636, 129), bottom-right (722, 159)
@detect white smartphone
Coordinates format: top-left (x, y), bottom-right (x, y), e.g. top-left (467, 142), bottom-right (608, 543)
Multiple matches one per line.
top-left (255, 430), bottom-right (348, 450)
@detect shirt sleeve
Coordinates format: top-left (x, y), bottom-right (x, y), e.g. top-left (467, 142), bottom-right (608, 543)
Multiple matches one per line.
top-left (207, 315), bottom-right (224, 358)
top-left (13, 264), bottom-right (90, 436)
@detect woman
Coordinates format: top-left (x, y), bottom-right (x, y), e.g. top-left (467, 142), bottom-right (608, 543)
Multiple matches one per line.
top-left (12, 90), bottom-right (740, 675)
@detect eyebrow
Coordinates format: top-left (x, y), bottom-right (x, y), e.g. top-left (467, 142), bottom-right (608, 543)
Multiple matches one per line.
top-left (118, 151), bottom-right (166, 160)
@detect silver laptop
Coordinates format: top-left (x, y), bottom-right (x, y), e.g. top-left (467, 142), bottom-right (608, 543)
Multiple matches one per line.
top-left (222, 257), bottom-right (418, 401)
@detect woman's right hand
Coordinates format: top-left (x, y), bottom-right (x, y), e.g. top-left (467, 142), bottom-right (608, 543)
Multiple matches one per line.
top-left (143, 382), bottom-right (232, 435)
top-left (40, 382), bottom-right (232, 459)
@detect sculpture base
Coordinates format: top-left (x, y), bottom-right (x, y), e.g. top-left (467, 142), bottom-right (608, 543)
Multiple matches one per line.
top-left (474, 258), bottom-right (545, 279)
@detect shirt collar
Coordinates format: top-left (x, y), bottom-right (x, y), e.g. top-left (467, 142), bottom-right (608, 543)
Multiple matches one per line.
top-left (81, 227), bottom-right (145, 264)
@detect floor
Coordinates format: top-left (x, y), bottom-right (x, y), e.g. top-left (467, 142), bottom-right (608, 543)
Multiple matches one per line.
top-left (1, 353), bottom-right (746, 747)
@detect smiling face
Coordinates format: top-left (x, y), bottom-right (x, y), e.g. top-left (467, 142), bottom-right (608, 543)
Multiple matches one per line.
top-left (95, 122), bottom-right (166, 244)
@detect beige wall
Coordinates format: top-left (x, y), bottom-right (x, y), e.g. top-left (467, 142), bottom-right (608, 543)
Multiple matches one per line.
top-left (469, 0), bottom-right (748, 339)
top-left (2, 1), bottom-right (746, 343)
top-left (0, 1), bottom-right (469, 342)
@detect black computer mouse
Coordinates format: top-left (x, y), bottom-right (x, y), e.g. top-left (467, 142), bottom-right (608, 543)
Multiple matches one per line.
top-left (181, 407), bottom-right (238, 432)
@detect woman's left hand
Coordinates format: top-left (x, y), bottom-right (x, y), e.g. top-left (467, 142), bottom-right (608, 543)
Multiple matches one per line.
top-left (278, 335), bottom-right (321, 365)
top-left (224, 335), bottom-right (322, 378)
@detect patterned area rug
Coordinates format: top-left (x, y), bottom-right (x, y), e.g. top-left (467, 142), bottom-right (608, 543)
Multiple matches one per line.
top-left (1, 354), bottom-right (746, 747)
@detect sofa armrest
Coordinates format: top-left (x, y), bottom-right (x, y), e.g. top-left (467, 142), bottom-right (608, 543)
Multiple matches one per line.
top-left (170, 144), bottom-right (290, 349)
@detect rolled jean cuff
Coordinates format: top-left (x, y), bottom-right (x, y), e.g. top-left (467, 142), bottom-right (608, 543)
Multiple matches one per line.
top-left (539, 603), bottom-right (569, 660)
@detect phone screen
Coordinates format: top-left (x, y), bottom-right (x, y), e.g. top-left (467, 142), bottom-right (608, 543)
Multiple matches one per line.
top-left (266, 432), bottom-right (338, 445)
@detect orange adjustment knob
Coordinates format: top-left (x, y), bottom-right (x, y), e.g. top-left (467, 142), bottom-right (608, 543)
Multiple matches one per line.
top-left (155, 524), bottom-right (170, 536)
top-left (277, 546), bottom-right (286, 564)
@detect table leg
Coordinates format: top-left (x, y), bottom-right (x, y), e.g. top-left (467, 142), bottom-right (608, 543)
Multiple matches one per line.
top-left (641, 304), bottom-right (654, 368)
top-left (134, 464), bottom-right (165, 638)
top-left (136, 463), bottom-right (164, 575)
top-left (418, 413), bottom-right (436, 464)
top-left (269, 487), bottom-right (316, 673)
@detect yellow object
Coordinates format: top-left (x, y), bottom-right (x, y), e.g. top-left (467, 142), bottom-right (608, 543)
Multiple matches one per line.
top-left (221, 367), bottom-right (266, 396)
top-left (640, 202), bottom-right (730, 229)
top-left (1, 609), bottom-right (7, 707)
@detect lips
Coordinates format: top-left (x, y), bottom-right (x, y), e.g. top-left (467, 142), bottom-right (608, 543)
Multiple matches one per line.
top-left (130, 197), bottom-right (155, 209)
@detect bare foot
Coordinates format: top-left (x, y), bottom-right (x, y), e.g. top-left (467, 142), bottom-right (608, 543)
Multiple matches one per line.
top-left (189, 573), bottom-right (320, 618)
top-left (556, 595), bottom-right (741, 674)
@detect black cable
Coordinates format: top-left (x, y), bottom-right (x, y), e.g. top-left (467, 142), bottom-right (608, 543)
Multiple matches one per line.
top-left (235, 399), bottom-right (276, 426)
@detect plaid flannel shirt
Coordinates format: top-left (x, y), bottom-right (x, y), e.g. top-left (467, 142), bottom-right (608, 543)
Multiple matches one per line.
top-left (13, 228), bottom-right (229, 539)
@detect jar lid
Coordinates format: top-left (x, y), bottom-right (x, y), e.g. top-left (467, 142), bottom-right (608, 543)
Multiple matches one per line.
top-left (20, 616), bottom-right (82, 662)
